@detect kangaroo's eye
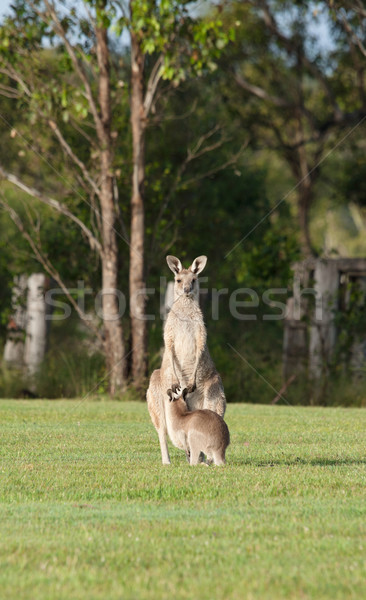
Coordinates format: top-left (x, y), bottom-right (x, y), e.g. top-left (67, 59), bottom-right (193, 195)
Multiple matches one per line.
top-left (177, 279), bottom-right (181, 283)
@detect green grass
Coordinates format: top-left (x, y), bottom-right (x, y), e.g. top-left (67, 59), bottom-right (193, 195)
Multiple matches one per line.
top-left (0, 400), bottom-right (366, 600)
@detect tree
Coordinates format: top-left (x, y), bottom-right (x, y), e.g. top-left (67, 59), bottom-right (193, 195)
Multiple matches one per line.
top-left (0, 0), bottom-right (234, 391)
top-left (326, 0), bottom-right (366, 59)
top-left (222, 0), bottom-right (366, 257)
top-left (125, 0), bottom-right (234, 386)
top-left (0, 0), bottom-right (126, 394)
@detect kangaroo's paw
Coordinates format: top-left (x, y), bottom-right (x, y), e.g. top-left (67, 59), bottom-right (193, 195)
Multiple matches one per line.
top-left (186, 382), bottom-right (196, 394)
top-left (171, 383), bottom-right (181, 394)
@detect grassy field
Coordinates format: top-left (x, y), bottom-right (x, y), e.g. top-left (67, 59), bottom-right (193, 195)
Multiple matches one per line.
top-left (0, 399), bottom-right (365, 600)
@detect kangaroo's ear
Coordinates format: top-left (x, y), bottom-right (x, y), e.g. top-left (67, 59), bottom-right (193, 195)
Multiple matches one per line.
top-left (167, 388), bottom-right (173, 401)
top-left (191, 255), bottom-right (207, 275)
top-left (166, 255), bottom-right (183, 274)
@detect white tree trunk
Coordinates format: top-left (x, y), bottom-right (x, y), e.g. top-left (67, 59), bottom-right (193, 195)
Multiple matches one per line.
top-left (161, 281), bottom-right (175, 321)
top-left (3, 274), bottom-right (28, 367)
top-left (24, 273), bottom-right (48, 376)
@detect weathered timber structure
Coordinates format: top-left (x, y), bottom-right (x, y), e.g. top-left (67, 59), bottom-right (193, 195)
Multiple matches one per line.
top-left (283, 258), bottom-right (366, 380)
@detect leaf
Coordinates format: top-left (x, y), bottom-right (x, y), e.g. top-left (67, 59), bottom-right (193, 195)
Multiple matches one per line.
top-left (61, 87), bottom-right (67, 108)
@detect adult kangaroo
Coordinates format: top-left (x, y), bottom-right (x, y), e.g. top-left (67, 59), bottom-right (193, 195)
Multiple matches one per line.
top-left (147, 255), bottom-right (226, 464)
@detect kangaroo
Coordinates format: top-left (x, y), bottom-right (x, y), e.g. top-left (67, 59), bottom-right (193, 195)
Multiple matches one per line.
top-left (167, 387), bottom-right (230, 466)
top-left (147, 255), bottom-right (226, 464)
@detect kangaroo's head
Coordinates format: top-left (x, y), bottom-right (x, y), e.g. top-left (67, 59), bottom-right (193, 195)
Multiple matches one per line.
top-left (167, 387), bottom-right (188, 402)
top-left (166, 255), bottom-right (207, 300)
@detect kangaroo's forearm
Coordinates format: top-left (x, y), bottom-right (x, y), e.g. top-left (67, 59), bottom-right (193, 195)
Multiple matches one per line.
top-left (165, 335), bottom-right (180, 383)
top-left (191, 337), bottom-right (205, 385)
top-left (192, 357), bottom-right (200, 386)
top-left (169, 349), bottom-right (180, 382)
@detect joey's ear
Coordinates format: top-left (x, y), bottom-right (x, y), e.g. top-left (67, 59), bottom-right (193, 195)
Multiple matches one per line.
top-left (190, 255), bottom-right (207, 275)
top-left (167, 389), bottom-right (173, 401)
top-left (166, 255), bottom-right (183, 275)
top-left (182, 388), bottom-right (188, 400)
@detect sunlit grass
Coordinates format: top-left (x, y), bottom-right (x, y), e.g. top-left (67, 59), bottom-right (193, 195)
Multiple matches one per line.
top-left (0, 400), bottom-right (365, 599)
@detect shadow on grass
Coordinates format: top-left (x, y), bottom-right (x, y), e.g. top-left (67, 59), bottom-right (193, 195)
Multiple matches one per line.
top-left (229, 457), bottom-right (366, 467)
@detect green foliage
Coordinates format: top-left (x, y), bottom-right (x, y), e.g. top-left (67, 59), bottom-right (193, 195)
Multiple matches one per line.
top-left (35, 348), bottom-right (105, 398)
top-left (333, 281), bottom-right (366, 371)
top-left (334, 147), bottom-right (366, 208)
top-left (241, 226), bottom-right (300, 288)
top-left (0, 0), bottom-right (47, 53)
top-left (0, 183), bottom-right (99, 285)
top-left (126, 0), bottom-right (235, 83)
top-left (0, 315), bottom-right (106, 399)
top-left (1, 0), bottom-right (366, 404)
top-left (0, 239), bottom-right (12, 333)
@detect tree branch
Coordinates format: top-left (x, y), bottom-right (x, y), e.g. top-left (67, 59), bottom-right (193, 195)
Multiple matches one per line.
top-left (144, 54), bottom-right (164, 117)
top-left (234, 72), bottom-right (290, 108)
top-left (32, 0), bottom-right (103, 133)
top-left (0, 166), bottom-right (102, 255)
top-left (257, 0), bottom-right (343, 120)
top-left (0, 82), bottom-right (21, 99)
top-left (188, 124), bottom-right (222, 157)
top-left (149, 135), bottom-right (248, 258)
top-left (340, 11), bottom-right (366, 58)
top-left (0, 196), bottom-right (104, 344)
top-left (326, 1), bottom-right (366, 58)
top-left (150, 124), bottom-right (224, 250)
top-left (48, 119), bottom-right (101, 197)
top-left (150, 99), bottom-right (198, 125)
top-left (0, 66), bottom-right (32, 97)
top-left (180, 140), bottom-right (249, 188)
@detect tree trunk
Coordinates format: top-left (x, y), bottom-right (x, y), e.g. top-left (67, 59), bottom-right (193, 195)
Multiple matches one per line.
top-left (297, 181), bottom-right (315, 259)
top-left (24, 273), bottom-right (49, 378)
top-left (95, 14), bottom-right (125, 395)
top-left (295, 120), bottom-right (317, 259)
top-left (3, 274), bottom-right (28, 368)
top-left (129, 26), bottom-right (147, 387)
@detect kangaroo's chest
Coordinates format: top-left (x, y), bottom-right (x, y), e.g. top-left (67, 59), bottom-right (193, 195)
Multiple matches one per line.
top-left (164, 299), bottom-right (204, 382)
top-left (166, 412), bottom-right (187, 451)
top-left (173, 321), bottom-right (197, 370)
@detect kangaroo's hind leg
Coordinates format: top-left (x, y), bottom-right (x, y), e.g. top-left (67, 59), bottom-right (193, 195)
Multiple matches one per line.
top-left (202, 375), bottom-right (226, 418)
top-left (212, 449), bottom-right (226, 466)
top-left (205, 451), bottom-right (214, 466)
top-left (188, 432), bottom-right (208, 466)
top-left (157, 428), bottom-right (171, 465)
top-left (190, 446), bottom-right (201, 465)
top-left (188, 436), bottom-right (201, 466)
top-left (147, 371), bottom-right (171, 465)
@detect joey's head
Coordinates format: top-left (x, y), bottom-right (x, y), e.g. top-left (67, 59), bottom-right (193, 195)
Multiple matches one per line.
top-left (166, 255), bottom-right (207, 300)
top-left (167, 387), bottom-right (188, 402)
